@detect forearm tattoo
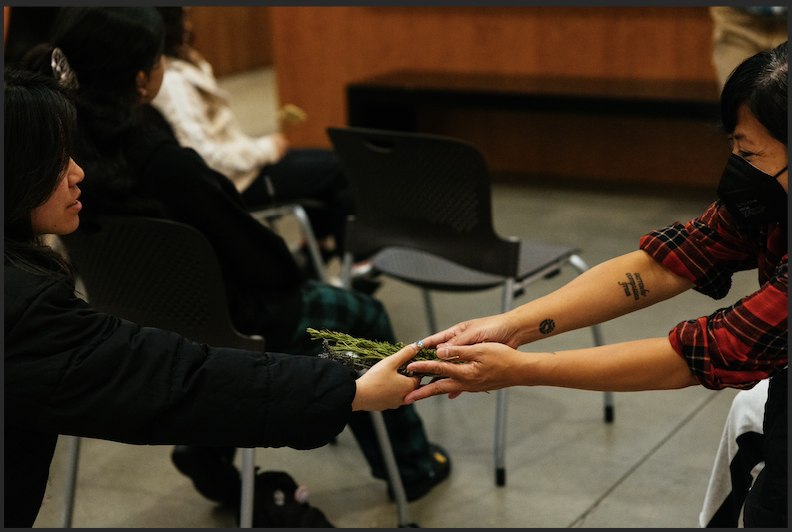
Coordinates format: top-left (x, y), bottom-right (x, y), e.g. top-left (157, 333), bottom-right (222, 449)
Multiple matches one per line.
top-left (539, 319), bottom-right (555, 335)
top-left (618, 272), bottom-right (650, 301)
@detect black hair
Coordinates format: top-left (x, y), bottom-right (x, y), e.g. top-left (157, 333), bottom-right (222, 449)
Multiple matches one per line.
top-left (21, 6), bottom-right (167, 217)
top-left (157, 7), bottom-right (195, 63)
top-left (720, 41), bottom-right (788, 146)
top-left (24, 7), bottom-right (164, 135)
top-left (4, 68), bottom-right (77, 284)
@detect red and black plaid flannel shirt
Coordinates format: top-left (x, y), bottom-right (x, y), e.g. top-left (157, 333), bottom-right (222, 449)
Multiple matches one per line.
top-left (639, 202), bottom-right (787, 390)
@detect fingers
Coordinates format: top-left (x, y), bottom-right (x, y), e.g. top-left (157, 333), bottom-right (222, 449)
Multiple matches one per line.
top-left (406, 360), bottom-right (448, 376)
top-left (406, 344), bottom-right (475, 375)
top-left (385, 341), bottom-right (424, 368)
top-left (354, 352), bottom-right (423, 412)
top-left (405, 378), bottom-right (463, 403)
top-left (420, 325), bottom-right (464, 348)
top-left (436, 344), bottom-right (479, 362)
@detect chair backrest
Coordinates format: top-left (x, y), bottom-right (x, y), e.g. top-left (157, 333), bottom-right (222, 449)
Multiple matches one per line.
top-left (327, 127), bottom-right (519, 277)
top-left (59, 215), bottom-right (265, 352)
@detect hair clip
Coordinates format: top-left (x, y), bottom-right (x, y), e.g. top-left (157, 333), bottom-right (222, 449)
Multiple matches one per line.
top-left (51, 47), bottom-right (79, 91)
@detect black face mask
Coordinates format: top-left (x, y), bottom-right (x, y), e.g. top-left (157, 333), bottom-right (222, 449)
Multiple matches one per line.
top-left (716, 153), bottom-right (788, 229)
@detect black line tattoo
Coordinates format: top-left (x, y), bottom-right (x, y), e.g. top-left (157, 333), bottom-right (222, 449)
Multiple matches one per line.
top-left (618, 272), bottom-right (650, 301)
top-left (539, 319), bottom-right (555, 335)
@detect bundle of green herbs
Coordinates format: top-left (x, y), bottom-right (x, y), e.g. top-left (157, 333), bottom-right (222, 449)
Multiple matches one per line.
top-left (307, 328), bottom-right (461, 378)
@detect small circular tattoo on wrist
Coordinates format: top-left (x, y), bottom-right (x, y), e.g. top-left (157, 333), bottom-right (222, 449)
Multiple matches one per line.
top-left (539, 319), bottom-right (555, 335)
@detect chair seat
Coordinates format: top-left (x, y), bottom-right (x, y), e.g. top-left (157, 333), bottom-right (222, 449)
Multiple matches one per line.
top-left (372, 241), bottom-right (578, 292)
top-left (329, 127), bottom-right (613, 490)
top-left (515, 240), bottom-right (579, 280)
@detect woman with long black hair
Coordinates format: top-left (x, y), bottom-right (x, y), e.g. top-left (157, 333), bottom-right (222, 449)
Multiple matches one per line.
top-left (20, 6), bottom-right (449, 512)
top-left (4, 67), bottom-right (422, 527)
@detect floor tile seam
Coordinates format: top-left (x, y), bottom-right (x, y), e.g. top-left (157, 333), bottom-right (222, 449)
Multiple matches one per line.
top-left (565, 390), bottom-right (720, 528)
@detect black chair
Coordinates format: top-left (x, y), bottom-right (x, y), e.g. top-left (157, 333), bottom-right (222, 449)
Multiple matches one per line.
top-left (58, 215), bottom-right (413, 527)
top-left (327, 126), bottom-right (613, 487)
top-left (58, 215), bottom-right (263, 527)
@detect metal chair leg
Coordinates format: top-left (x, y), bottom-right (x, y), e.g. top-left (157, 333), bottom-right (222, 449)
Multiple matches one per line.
top-left (290, 204), bottom-right (329, 283)
top-left (58, 438), bottom-right (261, 528)
top-left (60, 435), bottom-right (81, 528)
top-left (603, 390), bottom-right (615, 423)
top-left (568, 254), bottom-right (614, 423)
top-left (340, 251), bottom-right (354, 289)
top-left (239, 448), bottom-right (256, 528)
top-left (371, 411), bottom-right (415, 527)
top-left (493, 278), bottom-right (516, 487)
top-left (421, 288), bottom-right (438, 335)
top-left (250, 204), bottom-right (329, 283)
top-left (589, 321), bottom-right (614, 422)
top-left (494, 389), bottom-right (508, 487)
top-left (340, 257), bottom-right (414, 526)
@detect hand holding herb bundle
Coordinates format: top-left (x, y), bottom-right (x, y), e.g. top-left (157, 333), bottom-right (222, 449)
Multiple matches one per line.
top-left (307, 328), bottom-right (463, 378)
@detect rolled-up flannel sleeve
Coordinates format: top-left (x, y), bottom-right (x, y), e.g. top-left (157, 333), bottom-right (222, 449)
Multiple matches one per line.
top-left (639, 203), bottom-right (757, 299)
top-left (669, 261), bottom-right (787, 389)
top-left (639, 202), bottom-right (788, 390)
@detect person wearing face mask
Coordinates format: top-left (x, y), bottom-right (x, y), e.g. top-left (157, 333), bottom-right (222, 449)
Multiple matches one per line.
top-left (696, 32), bottom-right (788, 528)
top-left (403, 42), bottom-right (787, 527)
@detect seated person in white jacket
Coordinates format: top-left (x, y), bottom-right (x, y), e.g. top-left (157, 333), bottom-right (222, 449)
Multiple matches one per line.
top-left (151, 7), bottom-right (353, 262)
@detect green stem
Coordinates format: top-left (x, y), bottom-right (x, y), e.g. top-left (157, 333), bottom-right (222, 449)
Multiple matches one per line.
top-left (307, 328), bottom-right (462, 377)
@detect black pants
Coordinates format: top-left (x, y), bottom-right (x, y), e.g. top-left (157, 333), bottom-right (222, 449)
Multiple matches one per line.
top-left (744, 369), bottom-right (787, 528)
top-left (182, 281), bottom-right (435, 487)
top-left (242, 148), bottom-right (355, 255)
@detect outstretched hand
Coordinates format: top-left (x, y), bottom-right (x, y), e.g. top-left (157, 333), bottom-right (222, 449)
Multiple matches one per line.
top-left (351, 343), bottom-right (422, 411)
top-left (405, 342), bottom-right (531, 402)
top-left (420, 314), bottom-right (521, 351)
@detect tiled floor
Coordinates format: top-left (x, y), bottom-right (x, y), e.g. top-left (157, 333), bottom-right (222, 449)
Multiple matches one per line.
top-left (32, 67), bottom-right (756, 528)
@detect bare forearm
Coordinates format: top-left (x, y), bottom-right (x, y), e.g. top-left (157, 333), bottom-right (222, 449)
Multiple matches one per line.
top-left (507, 250), bottom-right (694, 345)
top-left (525, 338), bottom-right (700, 392)
top-left (405, 337), bottom-right (699, 402)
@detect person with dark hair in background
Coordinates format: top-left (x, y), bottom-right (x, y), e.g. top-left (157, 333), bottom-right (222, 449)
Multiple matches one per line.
top-left (4, 66), bottom-right (425, 527)
top-left (406, 42), bottom-right (787, 528)
top-left (152, 6), bottom-right (354, 264)
top-left (20, 6), bottom-right (450, 515)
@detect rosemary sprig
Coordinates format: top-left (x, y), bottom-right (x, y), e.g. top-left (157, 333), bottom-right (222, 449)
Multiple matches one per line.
top-left (307, 328), bottom-right (461, 378)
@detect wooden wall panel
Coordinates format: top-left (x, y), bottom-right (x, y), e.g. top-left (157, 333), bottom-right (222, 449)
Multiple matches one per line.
top-left (4, 7), bottom-right (11, 46)
top-left (190, 6), bottom-right (273, 78)
top-left (415, 108), bottom-right (730, 188)
top-left (271, 7), bottom-right (728, 187)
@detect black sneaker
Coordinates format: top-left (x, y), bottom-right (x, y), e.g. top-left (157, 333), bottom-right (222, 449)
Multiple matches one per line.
top-left (244, 470), bottom-right (334, 528)
top-left (171, 445), bottom-right (241, 507)
top-left (388, 443), bottom-right (451, 502)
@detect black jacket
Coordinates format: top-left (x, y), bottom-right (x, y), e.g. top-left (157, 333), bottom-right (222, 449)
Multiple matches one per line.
top-left (76, 114), bottom-right (305, 350)
top-left (4, 263), bottom-right (355, 527)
